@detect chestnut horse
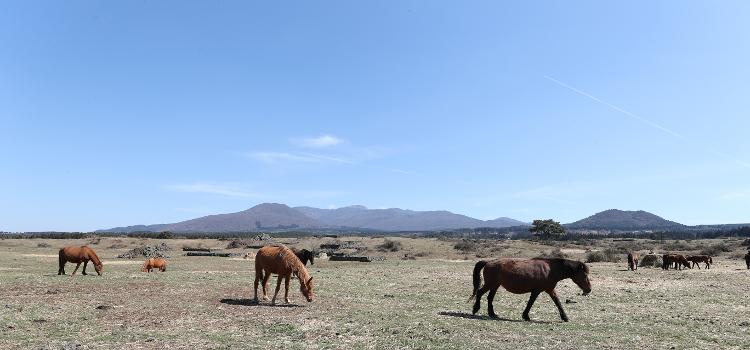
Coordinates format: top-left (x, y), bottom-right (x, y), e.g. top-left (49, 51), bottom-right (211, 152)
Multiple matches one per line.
top-left (141, 258), bottom-right (168, 272)
top-left (685, 255), bottom-right (712, 269)
top-left (470, 258), bottom-right (591, 322)
top-left (292, 248), bottom-right (315, 266)
top-left (627, 253), bottom-right (639, 271)
top-left (253, 245), bottom-right (314, 304)
top-left (662, 254), bottom-right (691, 270)
top-left (58, 246), bottom-right (103, 276)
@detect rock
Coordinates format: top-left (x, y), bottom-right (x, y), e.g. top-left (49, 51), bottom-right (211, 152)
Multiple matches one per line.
top-left (95, 305), bottom-right (112, 310)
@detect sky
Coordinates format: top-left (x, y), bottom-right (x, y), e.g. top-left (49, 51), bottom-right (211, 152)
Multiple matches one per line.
top-left (3, 1), bottom-right (750, 232)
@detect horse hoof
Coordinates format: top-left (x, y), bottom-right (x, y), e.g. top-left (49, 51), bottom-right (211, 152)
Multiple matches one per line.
top-left (562, 317), bottom-right (569, 322)
top-left (285, 299), bottom-right (291, 304)
top-left (522, 315), bottom-right (531, 321)
top-left (488, 313), bottom-right (498, 319)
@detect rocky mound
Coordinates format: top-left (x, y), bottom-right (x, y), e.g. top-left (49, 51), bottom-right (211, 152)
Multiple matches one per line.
top-left (116, 243), bottom-right (171, 259)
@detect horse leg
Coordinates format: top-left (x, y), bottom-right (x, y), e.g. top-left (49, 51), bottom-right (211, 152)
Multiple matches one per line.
top-left (284, 275), bottom-right (291, 304)
top-left (262, 272), bottom-right (272, 301)
top-left (546, 289), bottom-right (569, 322)
top-left (271, 275), bottom-right (283, 305)
top-left (522, 290), bottom-right (542, 321)
top-left (82, 261), bottom-right (88, 275)
top-left (695, 262), bottom-right (700, 270)
top-left (486, 287), bottom-right (499, 319)
top-left (253, 270), bottom-right (262, 302)
top-left (58, 261), bottom-right (66, 275)
top-left (70, 262), bottom-right (81, 276)
top-left (471, 285), bottom-right (489, 315)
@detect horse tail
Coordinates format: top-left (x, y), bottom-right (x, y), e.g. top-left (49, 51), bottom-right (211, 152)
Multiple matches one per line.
top-left (709, 256), bottom-right (713, 264)
top-left (58, 249), bottom-right (65, 271)
top-left (468, 261), bottom-right (487, 302)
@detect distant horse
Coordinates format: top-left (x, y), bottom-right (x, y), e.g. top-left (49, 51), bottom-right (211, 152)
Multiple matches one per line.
top-left (745, 252), bottom-right (750, 269)
top-left (685, 255), bottom-right (712, 269)
top-left (141, 258), bottom-right (168, 272)
top-left (662, 254), bottom-right (691, 270)
top-left (253, 245), bottom-right (314, 304)
top-left (469, 258), bottom-right (591, 322)
top-left (292, 248), bottom-right (315, 266)
top-left (58, 246), bottom-right (103, 276)
top-left (627, 253), bottom-right (639, 271)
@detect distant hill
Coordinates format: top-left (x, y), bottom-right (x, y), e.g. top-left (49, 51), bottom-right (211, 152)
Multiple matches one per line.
top-left (99, 203), bottom-right (324, 233)
top-left (101, 203), bottom-right (527, 233)
top-left (294, 205), bottom-right (527, 231)
top-left (566, 209), bottom-right (684, 230)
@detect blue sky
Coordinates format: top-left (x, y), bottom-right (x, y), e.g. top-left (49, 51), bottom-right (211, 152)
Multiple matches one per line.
top-left (3, 1), bottom-right (750, 231)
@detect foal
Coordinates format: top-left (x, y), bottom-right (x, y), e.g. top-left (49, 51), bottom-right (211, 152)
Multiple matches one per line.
top-left (685, 255), bottom-right (712, 269)
top-left (470, 258), bottom-right (591, 322)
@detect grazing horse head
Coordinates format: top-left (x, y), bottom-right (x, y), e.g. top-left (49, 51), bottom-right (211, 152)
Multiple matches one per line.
top-left (566, 260), bottom-right (592, 295)
top-left (94, 262), bottom-right (103, 275)
top-left (297, 273), bottom-right (315, 302)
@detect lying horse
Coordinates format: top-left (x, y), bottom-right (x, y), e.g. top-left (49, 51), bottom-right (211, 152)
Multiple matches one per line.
top-left (141, 258), bottom-right (168, 272)
top-left (685, 255), bottom-right (712, 269)
top-left (58, 246), bottom-right (103, 276)
top-left (627, 252), bottom-right (639, 271)
top-left (470, 258), bottom-right (591, 322)
top-left (662, 254), bottom-right (691, 270)
top-left (292, 248), bottom-right (315, 266)
top-left (253, 245), bottom-right (314, 304)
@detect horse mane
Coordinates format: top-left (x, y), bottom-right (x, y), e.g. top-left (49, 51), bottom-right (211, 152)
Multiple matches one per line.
top-left (83, 246), bottom-right (102, 266)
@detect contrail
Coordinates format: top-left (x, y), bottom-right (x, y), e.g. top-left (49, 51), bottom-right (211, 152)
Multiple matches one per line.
top-left (544, 75), bottom-right (750, 169)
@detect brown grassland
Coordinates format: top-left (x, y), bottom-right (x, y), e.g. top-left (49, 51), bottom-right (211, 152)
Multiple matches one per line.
top-left (0, 236), bottom-right (749, 349)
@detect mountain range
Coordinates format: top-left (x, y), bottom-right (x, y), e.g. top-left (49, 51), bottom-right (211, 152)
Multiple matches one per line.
top-left (99, 203), bottom-right (689, 233)
top-left (99, 203), bottom-right (528, 233)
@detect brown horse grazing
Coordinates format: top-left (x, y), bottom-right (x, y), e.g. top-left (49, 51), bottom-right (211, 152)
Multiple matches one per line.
top-left (253, 245), bottom-right (314, 304)
top-left (292, 248), bottom-right (315, 266)
top-left (627, 253), bottom-right (639, 271)
top-left (58, 246), bottom-right (103, 276)
top-left (685, 255), bottom-right (712, 269)
top-left (141, 258), bottom-right (168, 272)
top-left (662, 254), bottom-right (691, 270)
top-left (470, 258), bottom-right (591, 322)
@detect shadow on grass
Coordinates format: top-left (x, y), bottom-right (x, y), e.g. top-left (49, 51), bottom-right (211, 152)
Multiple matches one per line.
top-left (438, 311), bottom-right (551, 324)
top-left (219, 298), bottom-right (303, 308)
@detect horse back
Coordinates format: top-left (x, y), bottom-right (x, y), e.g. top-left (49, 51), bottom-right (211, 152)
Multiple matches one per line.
top-left (485, 258), bottom-right (555, 293)
top-left (256, 245), bottom-right (301, 275)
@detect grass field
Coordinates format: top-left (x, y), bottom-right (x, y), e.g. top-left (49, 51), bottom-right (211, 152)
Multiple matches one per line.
top-left (1, 237), bottom-right (749, 349)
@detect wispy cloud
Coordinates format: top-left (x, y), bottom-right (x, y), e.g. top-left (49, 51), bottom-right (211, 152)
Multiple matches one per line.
top-left (544, 75), bottom-right (750, 169)
top-left (717, 189), bottom-right (750, 201)
top-left (247, 151), bottom-right (352, 164)
top-left (293, 135), bottom-right (343, 148)
top-left (166, 182), bottom-right (264, 198)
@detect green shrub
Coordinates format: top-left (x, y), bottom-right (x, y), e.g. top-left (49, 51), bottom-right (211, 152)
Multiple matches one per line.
top-left (700, 243), bottom-right (732, 256)
top-left (585, 248), bottom-right (621, 263)
top-left (454, 240), bottom-right (479, 253)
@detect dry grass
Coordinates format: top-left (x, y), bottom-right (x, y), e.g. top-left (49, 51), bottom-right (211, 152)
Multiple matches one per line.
top-left (0, 237), bottom-right (749, 349)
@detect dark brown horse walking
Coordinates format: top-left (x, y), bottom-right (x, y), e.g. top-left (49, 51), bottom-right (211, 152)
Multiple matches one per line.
top-left (662, 254), bottom-right (691, 270)
top-left (627, 253), bottom-right (639, 271)
top-left (470, 258), bottom-right (591, 322)
top-left (685, 255), bottom-right (712, 269)
top-left (292, 248), bottom-right (315, 266)
top-left (253, 245), bottom-right (314, 304)
top-left (58, 246), bottom-right (103, 276)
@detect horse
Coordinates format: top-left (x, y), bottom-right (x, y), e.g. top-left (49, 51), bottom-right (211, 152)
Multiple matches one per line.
top-left (292, 248), bottom-right (315, 266)
top-left (469, 258), bottom-right (591, 322)
top-left (685, 255), bottom-right (712, 269)
top-left (58, 246), bottom-right (103, 276)
top-left (253, 245), bottom-right (314, 304)
top-left (745, 252), bottom-right (750, 269)
top-left (662, 254), bottom-right (691, 270)
top-left (141, 258), bottom-right (168, 272)
top-left (627, 252), bottom-right (639, 271)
